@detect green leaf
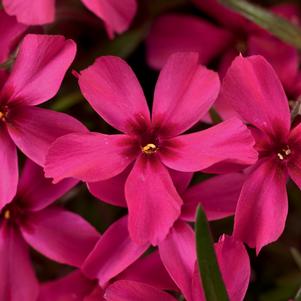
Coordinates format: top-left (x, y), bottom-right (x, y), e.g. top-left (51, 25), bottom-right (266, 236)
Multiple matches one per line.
top-left (0, 50), bottom-right (18, 70)
top-left (51, 92), bottom-right (83, 112)
top-left (195, 206), bottom-right (230, 301)
top-left (96, 24), bottom-right (150, 59)
top-left (218, 0), bottom-right (301, 50)
top-left (209, 108), bottom-right (222, 124)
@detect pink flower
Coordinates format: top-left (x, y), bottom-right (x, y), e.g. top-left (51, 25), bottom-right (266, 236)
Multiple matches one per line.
top-left (0, 160), bottom-right (100, 301)
top-left (0, 33), bottom-right (86, 209)
top-left (88, 167), bottom-right (246, 298)
top-left (146, 14), bottom-right (233, 71)
top-left (2, 0), bottom-right (137, 38)
top-left (159, 224), bottom-right (250, 301)
top-left (146, 2), bottom-right (301, 119)
top-left (38, 236), bottom-right (250, 301)
top-left (38, 216), bottom-right (176, 301)
top-left (218, 54), bottom-right (301, 253)
top-left (38, 170), bottom-right (248, 301)
top-left (45, 52), bottom-right (257, 245)
top-left (155, 172), bottom-right (249, 301)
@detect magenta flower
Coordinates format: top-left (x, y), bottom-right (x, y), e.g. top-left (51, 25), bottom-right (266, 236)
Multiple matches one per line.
top-left (38, 216), bottom-right (176, 301)
top-left (146, 2), bottom-right (301, 119)
top-left (0, 33), bottom-right (86, 209)
top-left (0, 159), bottom-right (100, 301)
top-left (87, 168), bottom-right (246, 299)
top-left (2, 0), bottom-right (137, 38)
top-left (218, 54), bottom-right (301, 252)
top-left (159, 223), bottom-right (250, 301)
top-left (138, 169), bottom-right (247, 300)
top-left (155, 172), bottom-right (248, 300)
top-left (45, 52), bottom-right (257, 245)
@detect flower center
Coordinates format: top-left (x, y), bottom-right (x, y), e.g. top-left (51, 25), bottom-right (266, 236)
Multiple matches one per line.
top-left (277, 145), bottom-right (291, 161)
top-left (0, 203), bottom-right (19, 223)
top-left (3, 209), bottom-right (10, 220)
top-left (236, 40), bottom-right (247, 53)
top-left (0, 106), bottom-right (8, 122)
top-left (141, 143), bottom-right (158, 155)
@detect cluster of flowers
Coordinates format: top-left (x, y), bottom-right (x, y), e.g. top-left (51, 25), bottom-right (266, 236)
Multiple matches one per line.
top-left (1, 0), bottom-right (301, 300)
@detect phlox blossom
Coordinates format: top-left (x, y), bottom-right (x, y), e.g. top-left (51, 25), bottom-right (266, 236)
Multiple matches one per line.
top-left (38, 216), bottom-right (176, 301)
top-left (160, 227), bottom-right (250, 301)
top-left (219, 55), bottom-right (301, 252)
top-left (0, 33), bottom-right (86, 209)
top-left (45, 52), bottom-right (257, 245)
top-left (0, 160), bottom-right (99, 301)
top-left (146, 1), bottom-right (301, 119)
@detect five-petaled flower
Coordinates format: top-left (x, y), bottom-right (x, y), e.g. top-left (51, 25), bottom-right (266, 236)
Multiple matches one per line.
top-left (0, 33), bottom-right (87, 209)
top-left (45, 52), bottom-right (257, 245)
top-left (0, 160), bottom-right (99, 301)
top-left (219, 54), bottom-right (301, 253)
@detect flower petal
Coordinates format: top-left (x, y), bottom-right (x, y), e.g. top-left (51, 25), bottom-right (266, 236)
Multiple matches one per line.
top-left (118, 251), bottom-right (177, 291)
top-left (168, 169), bottom-right (193, 195)
top-left (2, 0), bottom-right (55, 25)
top-left (2, 34), bottom-right (76, 106)
top-left (21, 207), bottom-right (100, 267)
top-left (181, 173), bottom-right (245, 221)
top-left (160, 118), bottom-right (257, 172)
top-left (38, 271), bottom-right (95, 301)
top-left (81, 0), bottom-right (137, 38)
top-left (87, 166), bottom-right (130, 207)
top-left (146, 14), bottom-right (232, 70)
top-left (0, 126), bottom-right (18, 210)
top-left (288, 123), bottom-right (301, 189)
top-left (233, 159), bottom-right (288, 253)
top-left (0, 225), bottom-right (39, 301)
top-left (105, 280), bottom-right (178, 301)
top-left (192, 235), bottom-right (250, 301)
top-left (7, 106), bottom-right (87, 166)
top-left (248, 35), bottom-right (299, 97)
top-left (152, 52), bottom-right (220, 137)
top-left (0, 10), bottom-right (28, 64)
top-left (0, 70), bottom-right (8, 89)
top-left (215, 235), bottom-right (250, 301)
top-left (82, 216), bottom-right (149, 286)
top-left (159, 221), bottom-right (196, 301)
top-left (77, 56), bottom-right (150, 134)
top-left (17, 159), bottom-right (77, 212)
top-left (125, 155), bottom-right (182, 245)
top-left (45, 132), bottom-right (136, 183)
top-left (84, 287), bottom-right (105, 301)
top-left (218, 55), bottom-right (290, 139)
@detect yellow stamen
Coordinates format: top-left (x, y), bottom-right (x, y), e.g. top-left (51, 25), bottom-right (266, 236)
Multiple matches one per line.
top-left (142, 143), bottom-right (158, 155)
top-left (4, 209), bottom-right (10, 220)
top-left (0, 110), bottom-right (7, 122)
